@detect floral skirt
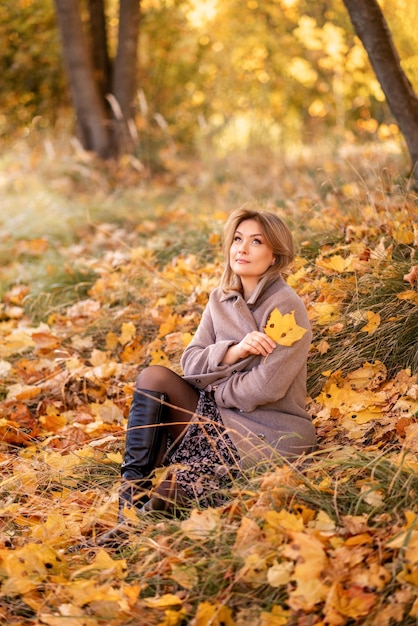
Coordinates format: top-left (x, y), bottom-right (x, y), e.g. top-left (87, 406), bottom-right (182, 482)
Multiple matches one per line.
top-left (164, 391), bottom-right (240, 506)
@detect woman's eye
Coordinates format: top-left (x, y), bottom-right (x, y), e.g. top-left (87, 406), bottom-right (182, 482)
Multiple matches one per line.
top-left (252, 238), bottom-right (262, 245)
top-left (233, 236), bottom-right (242, 242)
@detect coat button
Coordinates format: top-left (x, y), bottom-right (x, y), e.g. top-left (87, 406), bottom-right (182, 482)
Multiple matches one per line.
top-left (232, 370), bottom-right (237, 374)
top-left (196, 379), bottom-right (201, 383)
top-left (257, 433), bottom-right (266, 440)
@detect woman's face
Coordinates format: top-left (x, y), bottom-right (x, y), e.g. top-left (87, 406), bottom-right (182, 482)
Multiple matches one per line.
top-left (229, 219), bottom-right (275, 288)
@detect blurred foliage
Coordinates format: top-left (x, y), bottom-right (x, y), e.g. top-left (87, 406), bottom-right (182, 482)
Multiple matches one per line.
top-left (381, 0), bottom-right (418, 88)
top-left (0, 0), bottom-right (417, 154)
top-left (0, 0), bottom-right (67, 137)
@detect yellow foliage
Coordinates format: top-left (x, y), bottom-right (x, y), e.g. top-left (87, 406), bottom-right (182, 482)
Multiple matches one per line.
top-left (180, 508), bottom-right (221, 539)
top-left (360, 310), bottom-right (381, 334)
top-left (194, 602), bottom-right (235, 626)
top-left (308, 301), bottom-right (341, 325)
top-left (0, 135), bottom-right (417, 625)
top-left (144, 594), bottom-right (183, 609)
top-left (0, 544), bottom-right (67, 596)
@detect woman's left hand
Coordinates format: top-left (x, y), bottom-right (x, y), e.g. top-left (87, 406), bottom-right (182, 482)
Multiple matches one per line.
top-left (240, 331), bottom-right (276, 358)
top-left (222, 331), bottom-right (276, 364)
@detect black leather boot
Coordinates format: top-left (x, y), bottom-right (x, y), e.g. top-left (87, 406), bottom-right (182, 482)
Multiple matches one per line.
top-left (97, 388), bottom-right (167, 547)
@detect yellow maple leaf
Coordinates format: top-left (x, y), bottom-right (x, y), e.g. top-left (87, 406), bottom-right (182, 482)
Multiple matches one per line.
top-left (327, 582), bottom-right (377, 619)
top-left (308, 301), bottom-right (341, 325)
top-left (169, 562), bottom-right (199, 590)
top-left (0, 544), bottom-right (67, 595)
top-left (144, 594), bottom-right (183, 609)
top-left (264, 309), bottom-right (307, 347)
top-left (158, 314), bottom-right (179, 338)
top-left (397, 290), bottom-right (418, 305)
top-left (284, 531), bottom-right (327, 581)
top-left (288, 577), bottom-right (329, 612)
top-left (0, 330), bottom-right (35, 358)
top-left (237, 551), bottom-right (268, 584)
top-left (260, 605), bottom-right (291, 626)
top-left (149, 348), bottom-right (171, 366)
top-left (105, 330), bottom-right (119, 350)
top-left (180, 508), bottom-right (221, 540)
top-left (158, 608), bottom-right (188, 626)
top-left (361, 311), bottom-right (381, 335)
top-left (67, 578), bottom-right (125, 607)
top-left (119, 321), bottom-right (136, 345)
top-left (233, 517), bottom-right (264, 557)
top-left (264, 509), bottom-right (304, 533)
top-left (72, 549), bottom-right (127, 580)
top-left (193, 601), bottom-right (234, 626)
top-left (346, 361), bottom-right (387, 390)
top-left (267, 560), bottom-right (293, 587)
top-left (393, 222), bottom-right (414, 245)
top-left (316, 254), bottom-right (354, 273)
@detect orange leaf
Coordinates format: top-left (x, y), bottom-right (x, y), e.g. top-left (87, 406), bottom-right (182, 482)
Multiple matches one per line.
top-left (404, 265), bottom-right (418, 286)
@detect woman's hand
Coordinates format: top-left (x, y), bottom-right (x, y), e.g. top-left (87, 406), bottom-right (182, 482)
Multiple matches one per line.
top-left (222, 331), bottom-right (276, 365)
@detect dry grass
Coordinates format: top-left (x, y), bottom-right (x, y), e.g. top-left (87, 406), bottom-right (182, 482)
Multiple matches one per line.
top-left (0, 131), bottom-right (417, 624)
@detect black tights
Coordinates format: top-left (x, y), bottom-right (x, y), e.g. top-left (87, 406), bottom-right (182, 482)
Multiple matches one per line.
top-left (135, 365), bottom-right (199, 444)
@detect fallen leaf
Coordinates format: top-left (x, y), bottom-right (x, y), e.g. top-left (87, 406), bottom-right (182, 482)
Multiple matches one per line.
top-left (360, 311), bottom-right (381, 335)
top-left (404, 265), bottom-right (418, 286)
top-left (144, 594), bottom-right (183, 609)
top-left (169, 562), bottom-right (199, 590)
top-left (119, 322), bottom-right (136, 345)
top-left (193, 601), bottom-right (235, 626)
top-left (267, 560), bottom-right (293, 587)
top-left (180, 508), bottom-right (221, 539)
top-left (260, 605), bottom-right (291, 626)
top-left (284, 531), bottom-right (327, 580)
top-left (325, 582), bottom-right (377, 619)
top-left (72, 549), bottom-right (127, 581)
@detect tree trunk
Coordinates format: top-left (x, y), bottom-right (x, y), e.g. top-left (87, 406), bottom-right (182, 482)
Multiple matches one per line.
top-left (87, 0), bottom-right (112, 102)
top-left (111, 0), bottom-right (141, 153)
top-left (343, 0), bottom-right (418, 178)
top-left (54, 0), bottom-right (114, 158)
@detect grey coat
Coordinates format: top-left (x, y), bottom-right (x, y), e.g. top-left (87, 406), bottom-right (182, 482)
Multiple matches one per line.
top-left (181, 275), bottom-right (316, 467)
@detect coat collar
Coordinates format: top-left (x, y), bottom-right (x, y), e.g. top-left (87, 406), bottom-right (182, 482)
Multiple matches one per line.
top-left (220, 274), bottom-right (282, 304)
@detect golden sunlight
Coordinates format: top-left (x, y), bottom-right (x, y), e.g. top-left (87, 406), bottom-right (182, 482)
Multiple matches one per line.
top-left (186, 0), bottom-right (219, 28)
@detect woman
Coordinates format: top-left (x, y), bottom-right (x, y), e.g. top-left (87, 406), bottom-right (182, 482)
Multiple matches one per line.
top-left (98, 208), bottom-right (316, 544)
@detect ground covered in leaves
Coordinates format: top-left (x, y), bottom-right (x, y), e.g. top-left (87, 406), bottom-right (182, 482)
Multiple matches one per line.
top-left (0, 141), bottom-right (417, 625)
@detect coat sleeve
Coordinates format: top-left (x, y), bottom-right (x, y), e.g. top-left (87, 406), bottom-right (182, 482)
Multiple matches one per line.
top-left (180, 297), bottom-right (241, 383)
top-left (214, 303), bottom-right (312, 412)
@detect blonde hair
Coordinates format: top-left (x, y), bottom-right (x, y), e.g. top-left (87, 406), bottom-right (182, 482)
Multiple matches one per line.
top-left (220, 208), bottom-right (295, 293)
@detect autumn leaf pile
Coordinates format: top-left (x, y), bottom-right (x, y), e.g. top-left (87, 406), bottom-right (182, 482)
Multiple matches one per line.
top-left (0, 144), bottom-right (417, 625)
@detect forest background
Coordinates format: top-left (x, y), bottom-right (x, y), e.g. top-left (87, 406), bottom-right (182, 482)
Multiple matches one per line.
top-left (0, 0), bottom-right (417, 625)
